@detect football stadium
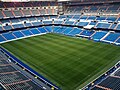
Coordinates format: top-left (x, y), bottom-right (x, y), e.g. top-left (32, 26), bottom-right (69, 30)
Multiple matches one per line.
top-left (0, 0), bottom-right (120, 90)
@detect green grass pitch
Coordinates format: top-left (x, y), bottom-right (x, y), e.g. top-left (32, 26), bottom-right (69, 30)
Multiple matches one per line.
top-left (1, 33), bottom-right (120, 90)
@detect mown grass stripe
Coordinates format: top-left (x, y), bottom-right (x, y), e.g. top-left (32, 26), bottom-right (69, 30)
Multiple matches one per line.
top-left (1, 33), bottom-right (120, 90)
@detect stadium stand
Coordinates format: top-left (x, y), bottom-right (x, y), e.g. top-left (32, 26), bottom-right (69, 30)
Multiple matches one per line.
top-left (0, 47), bottom-right (59, 90)
top-left (78, 30), bottom-right (95, 38)
top-left (65, 2), bottom-right (120, 15)
top-left (83, 61), bottom-right (120, 90)
top-left (98, 76), bottom-right (120, 89)
top-left (102, 32), bottom-right (120, 43)
top-left (0, 0), bottom-right (120, 90)
top-left (91, 31), bottom-right (107, 41)
top-left (2, 32), bottom-right (16, 40)
top-left (0, 49), bottom-right (45, 90)
top-left (68, 28), bottom-right (82, 36)
top-left (12, 31), bottom-right (25, 38)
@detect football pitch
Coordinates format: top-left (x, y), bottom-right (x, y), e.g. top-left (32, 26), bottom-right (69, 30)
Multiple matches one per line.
top-left (1, 33), bottom-right (120, 90)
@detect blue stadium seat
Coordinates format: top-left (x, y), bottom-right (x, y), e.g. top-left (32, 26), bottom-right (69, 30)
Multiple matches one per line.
top-left (54, 21), bottom-right (63, 24)
top-left (0, 35), bottom-right (6, 42)
top-left (21, 30), bottom-right (33, 36)
top-left (24, 23), bottom-right (32, 27)
top-left (90, 6), bottom-right (98, 11)
top-left (43, 21), bottom-right (52, 24)
top-left (89, 21), bottom-right (97, 25)
top-left (65, 21), bottom-right (74, 25)
top-left (65, 15), bottom-right (73, 19)
top-left (106, 17), bottom-right (117, 22)
top-left (73, 15), bottom-right (80, 19)
top-left (80, 16), bottom-right (88, 20)
top-left (63, 27), bottom-right (73, 35)
top-left (79, 30), bottom-right (94, 37)
top-left (68, 28), bottom-right (82, 36)
top-left (59, 15), bottom-right (66, 19)
top-left (55, 27), bottom-right (67, 33)
top-left (44, 16), bottom-right (49, 19)
top-left (13, 31), bottom-right (24, 38)
top-left (96, 23), bottom-right (110, 29)
top-left (110, 24), bottom-right (117, 29)
top-left (36, 17), bottom-right (43, 20)
top-left (103, 33), bottom-right (120, 42)
top-left (32, 22), bottom-right (42, 26)
top-left (49, 16), bottom-right (57, 19)
top-left (29, 28), bottom-right (41, 35)
top-left (2, 32), bottom-right (16, 40)
top-left (116, 24), bottom-right (120, 30)
top-left (13, 24), bottom-right (24, 29)
top-left (78, 21), bottom-right (89, 26)
top-left (20, 18), bottom-right (28, 21)
top-left (116, 38), bottom-right (120, 43)
top-left (3, 11), bottom-right (14, 18)
top-left (14, 10), bottom-right (23, 17)
top-left (3, 25), bottom-right (12, 30)
top-left (53, 26), bottom-right (61, 33)
top-left (96, 16), bottom-right (106, 21)
top-left (0, 26), bottom-right (3, 31)
top-left (28, 17), bottom-right (36, 21)
top-left (44, 26), bottom-right (52, 32)
top-left (1, 19), bottom-right (10, 23)
top-left (108, 5), bottom-right (119, 11)
top-left (87, 16), bottom-right (96, 20)
top-left (91, 31), bottom-right (107, 41)
top-left (10, 19), bottom-right (20, 23)
top-left (116, 18), bottom-right (120, 22)
top-left (37, 27), bottom-right (47, 33)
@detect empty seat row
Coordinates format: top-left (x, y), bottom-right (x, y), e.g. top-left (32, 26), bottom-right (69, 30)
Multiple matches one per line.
top-left (0, 2), bottom-right (57, 8)
top-left (0, 16), bottom-right (120, 32)
top-left (0, 27), bottom-right (49, 43)
top-left (0, 9), bottom-right (57, 19)
top-left (66, 4), bottom-right (120, 14)
top-left (0, 50), bottom-right (45, 90)
top-left (0, 72), bottom-right (28, 85)
top-left (98, 76), bottom-right (120, 90)
top-left (53, 26), bottom-right (120, 45)
top-left (114, 69), bottom-right (120, 76)
top-left (0, 65), bottom-right (17, 73)
top-left (102, 33), bottom-right (120, 43)
top-left (0, 26), bottom-right (120, 46)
